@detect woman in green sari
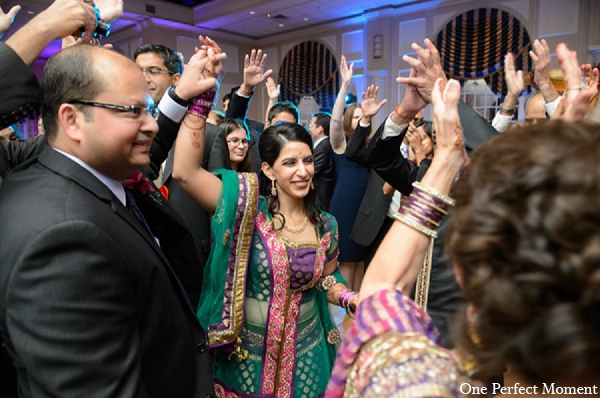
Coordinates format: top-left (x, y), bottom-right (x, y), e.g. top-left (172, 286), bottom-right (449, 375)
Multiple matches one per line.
top-left (173, 78), bottom-right (358, 396)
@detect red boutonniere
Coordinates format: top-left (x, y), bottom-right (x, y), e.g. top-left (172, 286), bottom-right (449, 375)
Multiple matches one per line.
top-left (123, 172), bottom-right (165, 206)
top-left (158, 185), bottom-right (169, 200)
top-left (123, 172), bottom-right (154, 195)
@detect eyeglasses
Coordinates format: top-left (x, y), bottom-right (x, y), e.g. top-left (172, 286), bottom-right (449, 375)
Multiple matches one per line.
top-left (227, 138), bottom-right (249, 146)
top-left (69, 100), bottom-right (157, 120)
top-left (141, 66), bottom-right (173, 77)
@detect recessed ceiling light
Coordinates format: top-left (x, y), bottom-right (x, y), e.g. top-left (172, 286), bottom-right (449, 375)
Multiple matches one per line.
top-left (266, 13), bottom-right (271, 18)
top-left (304, 18), bottom-right (308, 21)
top-left (279, 24), bottom-right (284, 27)
top-left (249, 11), bottom-right (255, 15)
top-left (27, 10), bottom-right (34, 14)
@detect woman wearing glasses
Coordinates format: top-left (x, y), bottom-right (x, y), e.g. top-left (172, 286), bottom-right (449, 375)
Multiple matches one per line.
top-left (218, 118), bottom-right (253, 172)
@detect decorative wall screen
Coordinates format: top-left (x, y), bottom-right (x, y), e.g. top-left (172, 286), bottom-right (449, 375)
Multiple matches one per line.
top-left (279, 41), bottom-right (339, 110)
top-left (435, 8), bottom-right (532, 97)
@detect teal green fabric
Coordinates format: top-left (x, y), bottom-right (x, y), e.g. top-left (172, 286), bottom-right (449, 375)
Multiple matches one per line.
top-left (196, 169), bottom-right (240, 332)
top-left (198, 169), bottom-right (345, 397)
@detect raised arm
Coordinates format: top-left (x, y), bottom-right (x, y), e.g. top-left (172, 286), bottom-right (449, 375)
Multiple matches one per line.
top-left (492, 52), bottom-right (523, 132)
top-left (330, 55), bottom-right (353, 154)
top-left (345, 84), bottom-right (387, 163)
top-left (227, 49), bottom-right (272, 121)
top-left (6, 0), bottom-right (97, 67)
top-left (264, 76), bottom-right (280, 127)
top-left (530, 39), bottom-right (560, 106)
top-left (552, 43), bottom-right (598, 121)
top-left (0, 5), bottom-right (20, 38)
top-left (360, 84), bottom-right (387, 130)
top-left (172, 47), bottom-right (226, 214)
top-left (360, 78), bottom-right (468, 301)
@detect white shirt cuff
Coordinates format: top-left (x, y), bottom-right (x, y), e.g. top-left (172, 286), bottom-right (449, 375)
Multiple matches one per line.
top-left (157, 91), bottom-right (187, 123)
top-left (491, 112), bottom-right (512, 133)
top-left (544, 95), bottom-right (561, 117)
top-left (381, 113), bottom-right (409, 139)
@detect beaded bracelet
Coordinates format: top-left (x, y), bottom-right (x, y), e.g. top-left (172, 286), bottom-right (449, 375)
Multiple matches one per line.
top-left (187, 86), bottom-right (217, 118)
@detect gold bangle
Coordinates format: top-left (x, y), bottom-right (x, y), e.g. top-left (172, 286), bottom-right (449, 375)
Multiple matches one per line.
top-left (392, 212), bottom-right (438, 238)
top-left (412, 182), bottom-right (455, 207)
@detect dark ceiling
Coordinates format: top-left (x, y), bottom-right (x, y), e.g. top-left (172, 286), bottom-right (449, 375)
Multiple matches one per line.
top-left (160, 0), bottom-right (213, 6)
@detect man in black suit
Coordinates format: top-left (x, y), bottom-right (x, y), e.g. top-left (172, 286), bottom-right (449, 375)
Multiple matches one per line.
top-left (364, 39), bottom-right (498, 348)
top-left (0, 44), bottom-right (214, 397)
top-left (133, 43), bottom-right (230, 283)
top-left (309, 111), bottom-right (335, 211)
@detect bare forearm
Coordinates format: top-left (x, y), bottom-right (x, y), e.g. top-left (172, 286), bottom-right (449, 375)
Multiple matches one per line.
top-left (172, 115), bottom-right (220, 213)
top-left (6, 22), bottom-right (54, 66)
top-left (330, 82), bottom-right (350, 151)
top-left (537, 80), bottom-right (560, 103)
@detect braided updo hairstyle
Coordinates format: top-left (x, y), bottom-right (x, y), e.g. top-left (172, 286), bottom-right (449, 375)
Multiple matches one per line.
top-left (447, 120), bottom-right (600, 384)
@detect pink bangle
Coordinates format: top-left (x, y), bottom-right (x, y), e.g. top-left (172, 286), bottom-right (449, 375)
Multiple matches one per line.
top-left (187, 86), bottom-right (217, 119)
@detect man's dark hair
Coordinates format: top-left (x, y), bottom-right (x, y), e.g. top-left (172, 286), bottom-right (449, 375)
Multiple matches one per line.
top-left (134, 43), bottom-right (183, 75)
top-left (267, 101), bottom-right (300, 124)
top-left (312, 112), bottom-right (331, 136)
top-left (41, 45), bottom-right (104, 139)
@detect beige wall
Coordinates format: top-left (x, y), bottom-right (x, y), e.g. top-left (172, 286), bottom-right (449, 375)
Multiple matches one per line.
top-left (108, 0), bottom-right (600, 124)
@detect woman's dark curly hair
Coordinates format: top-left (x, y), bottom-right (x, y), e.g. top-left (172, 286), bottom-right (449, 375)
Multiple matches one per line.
top-left (447, 120), bottom-right (600, 384)
top-left (258, 122), bottom-right (323, 233)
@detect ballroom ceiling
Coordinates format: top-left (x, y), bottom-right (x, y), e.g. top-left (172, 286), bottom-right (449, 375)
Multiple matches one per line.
top-left (1, 0), bottom-right (446, 41)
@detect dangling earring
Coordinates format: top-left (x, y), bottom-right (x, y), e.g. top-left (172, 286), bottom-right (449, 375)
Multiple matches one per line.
top-left (467, 313), bottom-right (481, 346)
top-left (271, 180), bottom-right (277, 197)
top-left (310, 181), bottom-right (315, 190)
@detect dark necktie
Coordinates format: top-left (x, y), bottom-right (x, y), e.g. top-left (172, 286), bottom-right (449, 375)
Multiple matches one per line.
top-left (124, 188), bottom-right (156, 241)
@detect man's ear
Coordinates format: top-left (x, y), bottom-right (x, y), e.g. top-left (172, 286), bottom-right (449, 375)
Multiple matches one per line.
top-left (171, 73), bottom-right (182, 87)
top-left (261, 162), bottom-right (274, 181)
top-left (58, 104), bottom-right (85, 142)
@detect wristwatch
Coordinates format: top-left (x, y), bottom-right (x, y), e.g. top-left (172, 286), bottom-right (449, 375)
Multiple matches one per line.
top-left (499, 105), bottom-right (515, 115)
top-left (168, 86), bottom-right (189, 107)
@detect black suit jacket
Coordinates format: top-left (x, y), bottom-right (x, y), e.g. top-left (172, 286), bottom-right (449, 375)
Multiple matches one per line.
top-left (0, 43), bottom-right (40, 129)
top-left (313, 137), bottom-right (336, 211)
top-left (365, 102), bottom-right (498, 347)
top-left (366, 101), bottom-right (498, 195)
top-left (346, 124), bottom-right (392, 246)
top-left (0, 147), bottom-right (214, 397)
top-left (161, 122), bottom-right (229, 298)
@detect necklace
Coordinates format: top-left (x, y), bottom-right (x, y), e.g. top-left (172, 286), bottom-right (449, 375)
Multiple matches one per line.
top-left (282, 216), bottom-right (309, 233)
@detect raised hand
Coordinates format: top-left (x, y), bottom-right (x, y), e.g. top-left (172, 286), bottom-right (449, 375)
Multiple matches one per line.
top-left (197, 36), bottom-right (223, 55)
top-left (42, 0), bottom-right (96, 41)
top-left (552, 43), bottom-right (597, 121)
top-left (176, 47), bottom-right (227, 101)
top-left (93, 0), bottom-right (123, 22)
top-left (241, 49), bottom-right (273, 93)
top-left (398, 38), bottom-right (447, 104)
top-left (265, 77), bottom-right (280, 101)
top-left (194, 36), bottom-right (225, 79)
top-left (504, 53), bottom-right (524, 99)
top-left (395, 67), bottom-right (427, 121)
top-left (339, 55), bottom-right (354, 87)
top-left (581, 63), bottom-right (599, 93)
top-left (0, 5), bottom-right (20, 36)
top-left (530, 39), bottom-right (559, 102)
top-left (360, 84), bottom-right (387, 120)
top-left (431, 78), bottom-right (468, 168)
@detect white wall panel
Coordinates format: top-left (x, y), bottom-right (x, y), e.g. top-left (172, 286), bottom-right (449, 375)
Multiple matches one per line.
top-left (398, 18), bottom-right (426, 55)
